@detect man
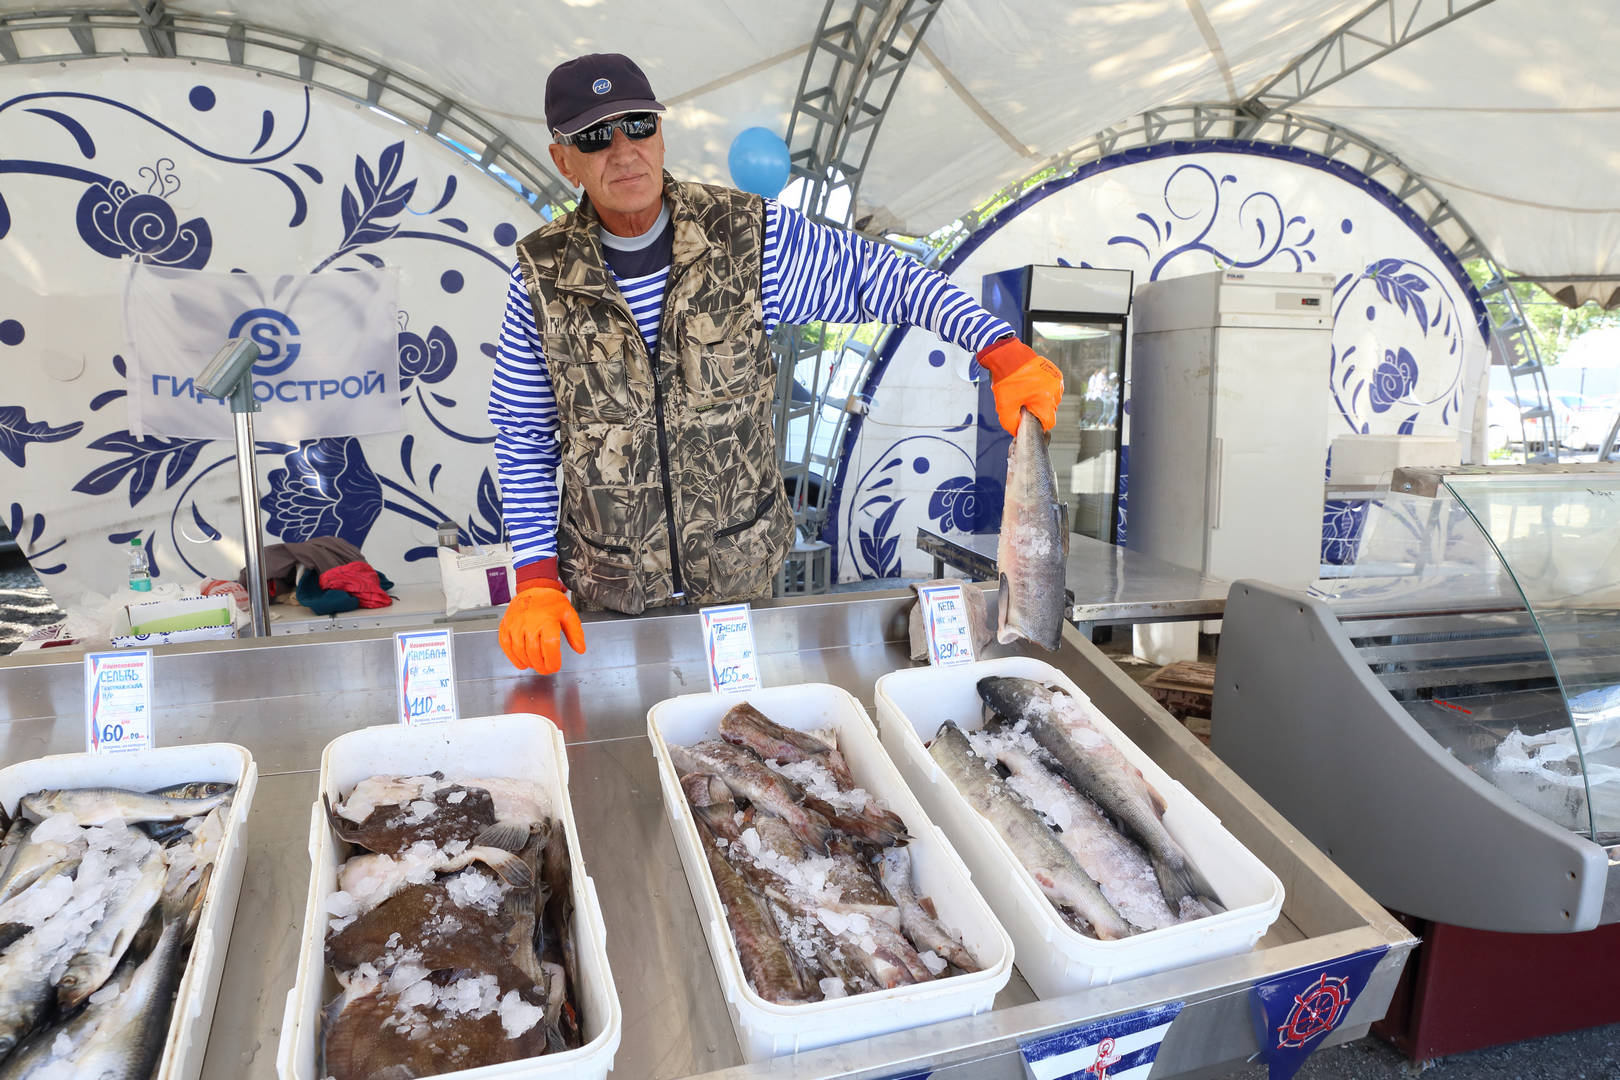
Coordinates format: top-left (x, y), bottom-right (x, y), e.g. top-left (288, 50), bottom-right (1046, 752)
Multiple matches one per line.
top-left (489, 53), bottom-right (1063, 674)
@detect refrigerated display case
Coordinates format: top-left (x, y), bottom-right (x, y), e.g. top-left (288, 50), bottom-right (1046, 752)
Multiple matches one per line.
top-left (1213, 463), bottom-right (1620, 1056)
top-left (980, 265), bottom-right (1133, 543)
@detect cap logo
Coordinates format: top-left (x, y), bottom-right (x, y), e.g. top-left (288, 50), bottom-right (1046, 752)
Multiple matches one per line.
top-left (592, 78), bottom-right (611, 95)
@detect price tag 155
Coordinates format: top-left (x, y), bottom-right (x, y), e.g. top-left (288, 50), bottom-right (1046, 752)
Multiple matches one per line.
top-left (919, 583), bottom-right (975, 667)
top-left (700, 603), bottom-right (762, 694)
top-left (395, 628), bottom-right (459, 726)
top-left (84, 650), bottom-right (154, 754)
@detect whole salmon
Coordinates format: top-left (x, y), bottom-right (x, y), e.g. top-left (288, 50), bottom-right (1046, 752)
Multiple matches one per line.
top-left (997, 407), bottom-right (1067, 650)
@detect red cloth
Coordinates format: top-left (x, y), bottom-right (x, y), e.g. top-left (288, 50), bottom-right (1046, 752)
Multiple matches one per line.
top-left (515, 556), bottom-right (564, 591)
top-left (318, 561), bottom-right (393, 608)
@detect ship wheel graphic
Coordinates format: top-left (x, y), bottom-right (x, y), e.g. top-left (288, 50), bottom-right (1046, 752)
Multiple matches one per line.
top-left (1276, 973), bottom-right (1352, 1049)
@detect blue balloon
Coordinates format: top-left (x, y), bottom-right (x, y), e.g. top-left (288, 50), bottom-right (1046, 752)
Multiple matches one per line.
top-left (728, 127), bottom-right (791, 197)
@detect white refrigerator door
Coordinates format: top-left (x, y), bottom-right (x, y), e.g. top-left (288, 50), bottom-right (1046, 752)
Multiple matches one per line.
top-left (1205, 325), bottom-right (1332, 589)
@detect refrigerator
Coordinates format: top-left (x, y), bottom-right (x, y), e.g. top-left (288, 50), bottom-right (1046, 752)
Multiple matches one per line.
top-left (1127, 269), bottom-right (1334, 589)
top-left (979, 264), bottom-right (1134, 542)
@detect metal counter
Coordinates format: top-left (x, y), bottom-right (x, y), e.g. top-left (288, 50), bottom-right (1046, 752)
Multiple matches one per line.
top-left (915, 528), bottom-right (1230, 626)
top-left (0, 587), bottom-right (1413, 1079)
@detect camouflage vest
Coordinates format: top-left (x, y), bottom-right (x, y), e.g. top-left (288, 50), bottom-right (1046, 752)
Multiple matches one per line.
top-left (514, 176), bottom-right (792, 614)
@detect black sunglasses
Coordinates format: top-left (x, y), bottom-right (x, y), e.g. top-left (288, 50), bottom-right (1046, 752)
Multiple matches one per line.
top-left (555, 112), bottom-right (659, 153)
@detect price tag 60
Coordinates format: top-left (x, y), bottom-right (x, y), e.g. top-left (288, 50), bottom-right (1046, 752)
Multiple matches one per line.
top-left (919, 583), bottom-right (975, 667)
top-left (700, 603), bottom-right (761, 694)
top-left (84, 650), bottom-right (154, 754)
top-left (395, 628), bottom-right (459, 726)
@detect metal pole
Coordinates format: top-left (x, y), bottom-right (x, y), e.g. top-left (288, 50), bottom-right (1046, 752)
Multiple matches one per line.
top-left (230, 382), bottom-right (270, 638)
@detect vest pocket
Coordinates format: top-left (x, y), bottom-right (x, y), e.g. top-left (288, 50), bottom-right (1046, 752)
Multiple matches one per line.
top-left (547, 333), bottom-right (634, 423)
top-left (559, 515), bottom-right (647, 615)
top-left (705, 488), bottom-right (789, 601)
top-left (683, 325), bottom-right (765, 404)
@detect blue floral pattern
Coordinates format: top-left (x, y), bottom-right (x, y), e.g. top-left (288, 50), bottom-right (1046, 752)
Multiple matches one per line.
top-left (1321, 499), bottom-right (1369, 565)
top-left (75, 178), bottom-right (212, 269)
top-left (927, 474), bottom-right (998, 533)
top-left (0, 406), bottom-right (82, 468)
top-left (262, 438), bottom-right (383, 546)
top-left (1107, 163), bottom-right (1317, 280)
top-left (1368, 347), bottom-right (1418, 413)
top-left (397, 322), bottom-right (456, 394)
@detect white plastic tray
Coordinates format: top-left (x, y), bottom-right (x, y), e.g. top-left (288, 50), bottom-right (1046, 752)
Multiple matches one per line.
top-left (0, 742), bottom-right (258, 1080)
top-left (647, 683), bottom-right (1014, 1062)
top-left (275, 714), bottom-right (621, 1080)
top-left (875, 657), bottom-right (1284, 998)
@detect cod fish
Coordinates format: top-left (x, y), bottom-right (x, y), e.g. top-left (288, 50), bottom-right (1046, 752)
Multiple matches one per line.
top-left (877, 846), bottom-right (979, 972)
top-left (19, 787), bottom-right (232, 827)
top-left (667, 741), bottom-right (835, 852)
top-left (719, 703), bottom-right (855, 789)
top-left (978, 676), bottom-right (1216, 913)
top-left (693, 818), bottom-right (817, 1004)
top-left (996, 406), bottom-right (1067, 651)
top-left (928, 722), bottom-right (1131, 940)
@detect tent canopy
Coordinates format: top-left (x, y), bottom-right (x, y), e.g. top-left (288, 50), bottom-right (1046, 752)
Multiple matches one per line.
top-left (3, 0), bottom-right (1617, 281)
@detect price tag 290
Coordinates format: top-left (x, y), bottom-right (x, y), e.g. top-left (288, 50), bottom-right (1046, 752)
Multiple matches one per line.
top-left (84, 650), bottom-right (154, 754)
top-left (395, 628), bottom-right (459, 726)
top-left (700, 603), bottom-right (762, 694)
top-left (919, 583), bottom-right (975, 667)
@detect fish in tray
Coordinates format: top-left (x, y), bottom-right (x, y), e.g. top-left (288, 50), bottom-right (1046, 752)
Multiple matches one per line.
top-left (0, 780), bottom-right (233, 1080)
top-left (319, 775), bottom-right (583, 1080)
top-left (929, 722), bottom-right (1133, 940)
top-left (996, 407), bottom-right (1068, 652)
top-left (672, 702), bottom-right (979, 1005)
top-left (977, 676), bottom-right (1220, 916)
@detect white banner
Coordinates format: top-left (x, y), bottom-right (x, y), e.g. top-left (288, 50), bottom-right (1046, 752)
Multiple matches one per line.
top-left (124, 263), bottom-right (403, 442)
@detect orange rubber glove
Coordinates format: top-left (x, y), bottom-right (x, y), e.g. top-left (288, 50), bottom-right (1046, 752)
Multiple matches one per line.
top-left (978, 336), bottom-right (1063, 435)
top-left (498, 573), bottom-right (585, 675)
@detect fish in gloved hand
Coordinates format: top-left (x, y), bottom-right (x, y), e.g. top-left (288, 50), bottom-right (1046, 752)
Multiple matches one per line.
top-left (996, 407), bottom-right (1068, 651)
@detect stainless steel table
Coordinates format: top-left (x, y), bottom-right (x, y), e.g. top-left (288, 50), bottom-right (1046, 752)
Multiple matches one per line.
top-left (916, 528), bottom-right (1230, 626)
top-left (0, 587), bottom-right (1412, 1079)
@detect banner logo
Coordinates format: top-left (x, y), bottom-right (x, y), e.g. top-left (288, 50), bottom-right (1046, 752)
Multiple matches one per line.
top-left (1276, 973), bottom-right (1352, 1049)
top-left (228, 307), bottom-right (302, 376)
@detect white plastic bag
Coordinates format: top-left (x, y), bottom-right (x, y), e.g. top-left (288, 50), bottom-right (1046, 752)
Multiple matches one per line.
top-left (438, 544), bottom-right (516, 617)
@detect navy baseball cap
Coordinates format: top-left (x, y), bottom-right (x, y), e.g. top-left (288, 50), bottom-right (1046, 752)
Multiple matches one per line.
top-left (546, 53), bottom-right (666, 138)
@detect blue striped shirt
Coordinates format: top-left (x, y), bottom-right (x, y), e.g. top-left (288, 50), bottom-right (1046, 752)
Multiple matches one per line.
top-left (488, 199), bottom-right (1014, 569)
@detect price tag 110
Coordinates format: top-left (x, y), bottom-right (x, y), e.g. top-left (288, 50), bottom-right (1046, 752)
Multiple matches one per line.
top-left (84, 650), bottom-right (154, 754)
top-left (700, 603), bottom-right (762, 694)
top-left (395, 628), bottom-right (459, 726)
top-left (918, 583), bottom-right (975, 667)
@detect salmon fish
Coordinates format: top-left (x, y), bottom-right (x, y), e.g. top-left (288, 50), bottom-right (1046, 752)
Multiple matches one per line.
top-left (996, 406), bottom-right (1067, 650)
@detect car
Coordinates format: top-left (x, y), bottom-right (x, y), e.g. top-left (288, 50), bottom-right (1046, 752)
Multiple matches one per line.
top-left (1486, 390), bottom-right (1551, 452)
top-left (1553, 392), bottom-right (1620, 452)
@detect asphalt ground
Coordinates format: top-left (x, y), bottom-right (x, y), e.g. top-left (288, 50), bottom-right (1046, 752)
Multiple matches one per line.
top-left (0, 547), bottom-right (65, 654)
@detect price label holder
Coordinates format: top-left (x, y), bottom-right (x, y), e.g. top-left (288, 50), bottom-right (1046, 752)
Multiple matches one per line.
top-left (699, 603), bottom-right (762, 694)
top-left (918, 582), bottom-right (975, 667)
top-left (395, 628), bottom-right (459, 726)
top-left (1018, 1000), bottom-right (1184, 1080)
top-left (84, 650), bottom-right (154, 754)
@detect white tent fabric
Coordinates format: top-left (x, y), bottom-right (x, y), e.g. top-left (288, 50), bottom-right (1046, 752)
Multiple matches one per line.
top-left (3, 0), bottom-right (1617, 278)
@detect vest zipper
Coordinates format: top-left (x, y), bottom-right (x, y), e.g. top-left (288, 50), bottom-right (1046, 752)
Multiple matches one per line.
top-left (652, 267), bottom-right (686, 600)
top-left (714, 490), bottom-right (776, 540)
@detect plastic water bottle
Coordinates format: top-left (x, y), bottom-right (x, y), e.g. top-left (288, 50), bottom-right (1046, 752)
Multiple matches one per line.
top-left (128, 537), bottom-right (152, 592)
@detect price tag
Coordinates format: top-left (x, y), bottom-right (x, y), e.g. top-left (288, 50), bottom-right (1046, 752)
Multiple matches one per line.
top-left (84, 650), bottom-right (154, 754)
top-left (918, 582), bottom-right (975, 667)
top-left (395, 628), bottom-right (459, 726)
top-left (699, 603), bottom-right (761, 694)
